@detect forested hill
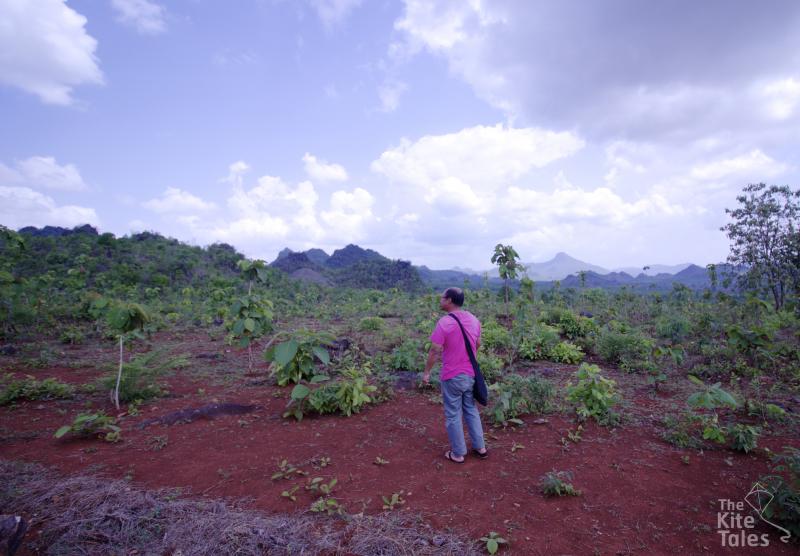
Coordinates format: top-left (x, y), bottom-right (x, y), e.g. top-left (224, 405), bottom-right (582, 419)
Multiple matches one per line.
top-left (5, 226), bottom-right (253, 291)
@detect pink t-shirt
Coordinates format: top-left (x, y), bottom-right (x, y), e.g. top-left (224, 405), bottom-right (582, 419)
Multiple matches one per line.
top-left (430, 310), bottom-right (481, 381)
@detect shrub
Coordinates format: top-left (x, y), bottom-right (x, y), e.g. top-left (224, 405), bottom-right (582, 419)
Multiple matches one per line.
top-left (565, 363), bottom-right (620, 423)
top-left (284, 364), bottom-right (380, 421)
top-left (541, 308), bottom-right (597, 340)
top-left (655, 314), bottom-right (691, 343)
top-left (517, 324), bottom-right (560, 360)
top-left (729, 423), bottom-right (760, 453)
top-left (482, 321), bottom-right (511, 350)
top-left (477, 349), bottom-right (504, 383)
top-left (358, 317), bottom-right (384, 332)
top-left (759, 447), bottom-right (800, 541)
top-left (265, 329), bottom-right (334, 386)
top-left (539, 471), bottom-right (580, 497)
top-left (596, 323), bottom-right (654, 372)
top-left (389, 339), bottom-right (421, 371)
top-left (550, 342), bottom-right (584, 364)
top-left (487, 373), bottom-right (555, 425)
top-left (100, 350), bottom-right (188, 403)
top-left (55, 411), bottom-right (121, 442)
top-left (0, 374), bottom-right (74, 405)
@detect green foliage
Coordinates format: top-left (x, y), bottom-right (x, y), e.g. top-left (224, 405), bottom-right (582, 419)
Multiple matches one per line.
top-left (541, 308), bottom-right (597, 340)
top-left (686, 375), bottom-right (738, 410)
top-left (759, 447), bottom-right (800, 540)
top-left (517, 324), bottom-right (560, 360)
top-left (0, 374), bottom-right (74, 405)
top-left (565, 363), bottom-right (620, 424)
top-left (539, 471), bottom-right (581, 497)
top-left (482, 321), bottom-right (511, 350)
top-left (488, 374), bottom-right (555, 426)
top-left (596, 323), bottom-right (654, 372)
top-left (381, 491), bottom-right (406, 510)
top-left (283, 364), bottom-right (380, 420)
top-left (107, 302), bottom-right (150, 334)
top-left (228, 294), bottom-right (274, 349)
top-left (549, 341), bottom-right (584, 364)
top-left (54, 411), bottom-right (121, 442)
top-left (358, 316), bottom-right (384, 331)
top-left (101, 350), bottom-right (188, 403)
top-left (476, 349), bottom-right (504, 382)
top-left (729, 423), bottom-right (760, 453)
top-left (479, 531), bottom-right (508, 555)
top-left (388, 339), bottom-right (422, 371)
top-left (655, 314), bottom-right (691, 343)
top-left (265, 329), bottom-right (334, 386)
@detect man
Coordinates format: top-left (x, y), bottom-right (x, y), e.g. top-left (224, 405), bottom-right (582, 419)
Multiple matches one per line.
top-left (423, 287), bottom-right (488, 463)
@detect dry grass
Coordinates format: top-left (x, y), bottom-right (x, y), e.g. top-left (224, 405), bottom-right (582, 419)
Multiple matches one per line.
top-left (0, 459), bottom-right (478, 555)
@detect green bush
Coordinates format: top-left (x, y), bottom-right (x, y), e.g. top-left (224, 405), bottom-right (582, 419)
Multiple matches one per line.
top-left (389, 339), bottom-right (421, 371)
top-left (358, 316), bottom-right (384, 331)
top-left (100, 350), bottom-right (188, 403)
top-left (539, 471), bottom-right (580, 497)
top-left (0, 374), bottom-right (74, 405)
top-left (477, 349), bottom-right (504, 383)
top-left (518, 324), bottom-right (560, 360)
top-left (655, 314), bottom-right (691, 343)
top-left (550, 342), bottom-right (584, 364)
top-left (565, 363), bottom-right (620, 423)
top-left (55, 411), bottom-right (121, 442)
top-left (284, 364), bottom-right (381, 421)
top-left (265, 329), bottom-right (334, 386)
top-left (487, 373), bottom-right (555, 425)
top-left (541, 308), bottom-right (597, 340)
top-left (729, 423), bottom-right (760, 453)
top-left (596, 324), bottom-right (654, 372)
top-left (482, 321), bottom-right (511, 350)
top-left (758, 447), bottom-right (800, 541)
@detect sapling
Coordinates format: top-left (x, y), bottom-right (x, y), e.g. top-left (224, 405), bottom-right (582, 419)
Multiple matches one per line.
top-left (107, 302), bottom-right (150, 410)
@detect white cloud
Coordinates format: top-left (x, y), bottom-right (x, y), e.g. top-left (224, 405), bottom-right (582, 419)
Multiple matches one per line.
top-left (110, 0), bottom-right (167, 35)
top-left (378, 79), bottom-right (408, 112)
top-left (690, 149), bottom-right (788, 182)
top-left (372, 124), bottom-right (585, 197)
top-left (143, 187), bottom-right (216, 213)
top-left (0, 185), bottom-right (99, 229)
top-left (320, 187), bottom-right (374, 241)
top-left (0, 0), bottom-right (103, 105)
top-left (302, 153), bottom-right (348, 183)
top-left (761, 77), bottom-right (800, 120)
top-left (308, 0), bottom-right (363, 29)
top-left (0, 156), bottom-right (89, 191)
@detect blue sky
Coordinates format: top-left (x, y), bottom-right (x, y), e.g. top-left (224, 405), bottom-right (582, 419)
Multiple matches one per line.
top-left (2, 1), bottom-right (800, 271)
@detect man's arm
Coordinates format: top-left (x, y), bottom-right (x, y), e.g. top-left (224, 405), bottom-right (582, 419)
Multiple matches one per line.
top-left (422, 342), bottom-right (443, 384)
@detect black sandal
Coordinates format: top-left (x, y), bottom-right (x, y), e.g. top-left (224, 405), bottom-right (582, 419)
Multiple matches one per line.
top-left (444, 450), bottom-right (465, 464)
top-left (472, 448), bottom-right (489, 459)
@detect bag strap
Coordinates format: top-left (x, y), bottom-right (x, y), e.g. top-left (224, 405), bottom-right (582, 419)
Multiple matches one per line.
top-left (448, 313), bottom-right (479, 370)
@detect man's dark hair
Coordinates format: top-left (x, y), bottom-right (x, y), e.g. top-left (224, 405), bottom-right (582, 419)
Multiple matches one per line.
top-left (443, 287), bottom-right (464, 307)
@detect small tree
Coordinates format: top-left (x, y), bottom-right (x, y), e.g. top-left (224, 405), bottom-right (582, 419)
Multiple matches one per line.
top-left (107, 302), bottom-right (150, 410)
top-left (491, 244), bottom-right (522, 317)
top-left (230, 259), bottom-right (273, 371)
top-left (721, 183), bottom-right (800, 311)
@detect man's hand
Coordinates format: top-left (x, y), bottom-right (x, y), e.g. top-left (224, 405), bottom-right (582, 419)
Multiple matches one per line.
top-left (422, 343), bottom-right (442, 386)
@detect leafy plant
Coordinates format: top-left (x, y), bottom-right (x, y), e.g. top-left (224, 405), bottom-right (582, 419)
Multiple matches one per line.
top-left (283, 364), bottom-right (379, 420)
top-left (107, 301), bottom-right (150, 410)
top-left (55, 412), bottom-right (121, 442)
top-left (310, 496), bottom-right (344, 515)
top-left (487, 374), bottom-right (555, 426)
top-left (0, 374), bottom-right (74, 405)
top-left (549, 341), bottom-right (584, 364)
top-left (479, 531), bottom-right (508, 555)
top-left (305, 476), bottom-right (337, 495)
top-left (539, 471), bottom-right (580, 497)
top-left (482, 321), bottom-right (512, 350)
top-left (565, 363), bottom-right (620, 423)
top-left (373, 456), bottom-right (390, 466)
top-left (281, 485), bottom-right (299, 502)
top-left (358, 316), bottom-right (384, 331)
top-left (381, 491), bottom-right (405, 510)
top-left (265, 329), bottom-right (334, 386)
top-left (517, 324), bottom-right (560, 361)
top-left (759, 447), bottom-right (800, 539)
top-left (729, 423), bottom-right (760, 453)
top-left (596, 323), bottom-right (654, 373)
top-left (100, 349), bottom-right (188, 403)
top-left (271, 459), bottom-right (308, 481)
top-left (389, 339), bottom-right (421, 371)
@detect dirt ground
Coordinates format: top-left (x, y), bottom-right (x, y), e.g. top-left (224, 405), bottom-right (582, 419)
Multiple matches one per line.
top-left (1, 331), bottom-right (799, 555)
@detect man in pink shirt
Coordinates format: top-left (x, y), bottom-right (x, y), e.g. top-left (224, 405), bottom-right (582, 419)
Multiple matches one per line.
top-left (423, 287), bottom-right (488, 463)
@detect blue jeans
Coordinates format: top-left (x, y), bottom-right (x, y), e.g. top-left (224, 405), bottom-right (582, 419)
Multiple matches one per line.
top-left (441, 373), bottom-right (485, 456)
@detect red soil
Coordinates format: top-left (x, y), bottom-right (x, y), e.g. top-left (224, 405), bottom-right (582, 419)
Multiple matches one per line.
top-left (1, 334), bottom-right (798, 555)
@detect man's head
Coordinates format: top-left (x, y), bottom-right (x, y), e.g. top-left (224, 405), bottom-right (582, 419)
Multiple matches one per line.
top-left (440, 287), bottom-right (464, 311)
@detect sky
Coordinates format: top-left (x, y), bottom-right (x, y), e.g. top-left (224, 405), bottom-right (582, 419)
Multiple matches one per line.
top-left (2, 0), bottom-right (800, 271)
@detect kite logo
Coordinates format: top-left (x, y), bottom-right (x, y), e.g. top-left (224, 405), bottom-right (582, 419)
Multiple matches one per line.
top-left (716, 483), bottom-right (791, 547)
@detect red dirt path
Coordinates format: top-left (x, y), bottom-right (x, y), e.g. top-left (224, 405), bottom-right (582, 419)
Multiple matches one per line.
top-left (1, 334), bottom-right (798, 555)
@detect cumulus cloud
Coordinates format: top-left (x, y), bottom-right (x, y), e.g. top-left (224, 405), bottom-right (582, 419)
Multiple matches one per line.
top-left (690, 149), bottom-right (788, 182)
top-left (320, 188), bottom-right (375, 241)
top-left (372, 124), bottom-right (584, 197)
top-left (1, 156), bottom-right (89, 191)
top-left (0, 185), bottom-right (99, 229)
top-left (377, 79), bottom-right (408, 112)
top-left (110, 0), bottom-right (167, 34)
top-left (143, 187), bottom-right (216, 213)
top-left (308, 0), bottom-right (363, 29)
top-left (302, 153), bottom-right (348, 183)
top-left (0, 0), bottom-right (103, 105)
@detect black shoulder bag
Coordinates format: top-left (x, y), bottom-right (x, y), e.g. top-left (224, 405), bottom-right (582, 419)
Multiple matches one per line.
top-left (448, 313), bottom-right (489, 406)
